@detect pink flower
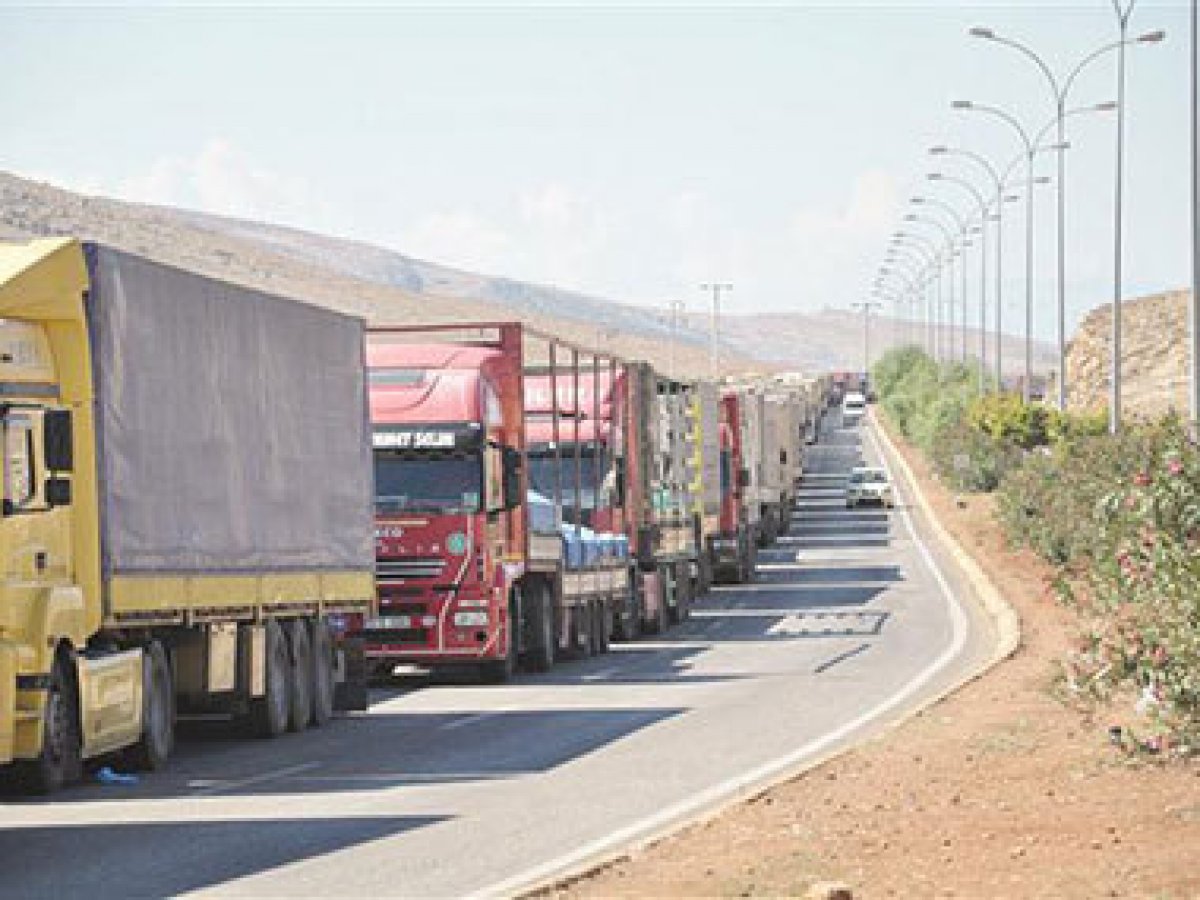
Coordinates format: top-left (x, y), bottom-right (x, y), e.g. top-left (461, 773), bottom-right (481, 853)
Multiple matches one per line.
top-left (1167, 458), bottom-right (1184, 476)
top-left (1133, 472), bottom-right (1151, 487)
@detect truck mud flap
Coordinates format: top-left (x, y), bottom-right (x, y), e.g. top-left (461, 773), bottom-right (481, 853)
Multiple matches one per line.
top-left (334, 636), bottom-right (369, 712)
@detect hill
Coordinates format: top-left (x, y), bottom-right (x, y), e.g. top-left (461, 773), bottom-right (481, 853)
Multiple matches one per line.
top-left (1065, 289), bottom-right (1192, 418)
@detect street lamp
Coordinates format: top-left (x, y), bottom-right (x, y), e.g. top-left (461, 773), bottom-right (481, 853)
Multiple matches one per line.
top-left (699, 283), bottom-right (732, 381)
top-left (969, 25), bottom-right (1162, 412)
top-left (851, 300), bottom-right (883, 377)
top-left (928, 172), bottom-right (990, 389)
top-left (912, 195), bottom-right (970, 362)
top-left (904, 211), bottom-right (958, 363)
top-left (891, 233), bottom-right (942, 354)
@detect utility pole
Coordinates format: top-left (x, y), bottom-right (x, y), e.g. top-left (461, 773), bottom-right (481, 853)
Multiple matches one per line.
top-left (852, 300), bottom-right (883, 378)
top-left (700, 283), bottom-right (733, 380)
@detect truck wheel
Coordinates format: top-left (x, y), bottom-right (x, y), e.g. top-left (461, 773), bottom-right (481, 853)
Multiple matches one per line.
top-left (523, 582), bottom-right (556, 672)
top-left (125, 641), bottom-right (175, 771)
top-left (251, 619), bottom-right (291, 738)
top-left (18, 650), bottom-right (82, 793)
top-left (612, 579), bottom-right (638, 641)
top-left (310, 619), bottom-right (335, 727)
top-left (287, 619), bottom-right (314, 732)
top-left (643, 568), bottom-right (669, 635)
top-left (481, 592), bottom-right (519, 683)
top-left (591, 599), bottom-right (610, 655)
top-left (672, 568), bottom-right (693, 625)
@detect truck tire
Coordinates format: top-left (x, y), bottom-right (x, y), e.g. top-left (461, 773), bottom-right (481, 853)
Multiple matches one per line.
top-left (251, 619), bottom-right (291, 738)
top-left (310, 619), bottom-right (335, 727)
top-left (481, 591), bottom-right (519, 683)
top-left (125, 641), bottom-right (175, 771)
top-left (612, 577), bottom-right (638, 642)
top-left (670, 568), bottom-right (693, 625)
top-left (590, 598), bottom-right (610, 655)
top-left (18, 649), bottom-right (82, 793)
top-left (643, 567), bottom-right (669, 635)
top-left (523, 581), bottom-right (556, 673)
top-left (287, 619), bottom-right (313, 732)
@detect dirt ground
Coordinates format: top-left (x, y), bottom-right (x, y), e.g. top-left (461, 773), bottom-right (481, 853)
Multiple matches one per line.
top-left (544, 421), bottom-right (1200, 899)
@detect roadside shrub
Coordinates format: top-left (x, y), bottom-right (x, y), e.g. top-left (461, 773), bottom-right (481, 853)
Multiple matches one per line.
top-left (929, 421), bottom-right (1021, 493)
top-left (1065, 421), bottom-right (1200, 755)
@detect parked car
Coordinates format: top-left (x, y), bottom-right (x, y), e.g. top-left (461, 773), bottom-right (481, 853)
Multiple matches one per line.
top-left (846, 466), bottom-right (894, 508)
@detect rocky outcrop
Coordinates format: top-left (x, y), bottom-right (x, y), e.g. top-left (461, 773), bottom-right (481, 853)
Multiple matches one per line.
top-left (1065, 289), bottom-right (1192, 419)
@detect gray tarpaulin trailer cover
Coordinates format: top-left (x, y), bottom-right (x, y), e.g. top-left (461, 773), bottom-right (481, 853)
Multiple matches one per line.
top-left (84, 244), bottom-right (374, 577)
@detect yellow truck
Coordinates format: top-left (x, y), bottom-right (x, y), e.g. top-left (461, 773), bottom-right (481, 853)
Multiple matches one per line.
top-left (0, 239), bottom-right (374, 792)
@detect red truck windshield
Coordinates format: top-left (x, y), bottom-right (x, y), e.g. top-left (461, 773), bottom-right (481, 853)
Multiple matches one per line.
top-left (374, 451), bottom-right (482, 515)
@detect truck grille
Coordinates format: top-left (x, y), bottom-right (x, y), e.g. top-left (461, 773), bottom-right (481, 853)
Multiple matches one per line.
top-left (376, 556), bottom-right (447, 581)
top-left (367, 628), bottom-right (429, 645)
top-left (378, 601), bottom-right (427, 617)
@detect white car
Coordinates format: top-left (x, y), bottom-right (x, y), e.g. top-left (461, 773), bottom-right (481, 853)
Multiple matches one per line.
top-left (841, 391), bottom-right (866, 425)
top-left (846, 466), bottom-right (894, 508)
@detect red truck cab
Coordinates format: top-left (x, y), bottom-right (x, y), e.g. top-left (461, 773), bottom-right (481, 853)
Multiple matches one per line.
top-left (363, 328), bottom-right (526, 682)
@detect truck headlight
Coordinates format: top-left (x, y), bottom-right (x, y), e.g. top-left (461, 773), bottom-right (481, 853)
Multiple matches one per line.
top-left (453, 611), bottom-right (489, 628)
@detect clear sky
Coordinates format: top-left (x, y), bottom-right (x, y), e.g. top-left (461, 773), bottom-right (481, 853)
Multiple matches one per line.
top-left (1, 1), bottom-right (1192, 337)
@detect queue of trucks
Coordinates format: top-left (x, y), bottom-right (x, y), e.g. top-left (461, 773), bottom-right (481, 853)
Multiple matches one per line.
top-left (0, 238), bottom-right (829, 792)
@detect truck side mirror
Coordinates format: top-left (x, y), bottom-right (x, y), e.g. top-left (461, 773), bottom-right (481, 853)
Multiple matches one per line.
top-left (46, 476), bottom-right (72, 507)
top-left (44, 409), bottom-right (73, 472)
top-left (737, 468), bottom-right (751, 488)
top-left (502, 447), bottom-right (522, 511)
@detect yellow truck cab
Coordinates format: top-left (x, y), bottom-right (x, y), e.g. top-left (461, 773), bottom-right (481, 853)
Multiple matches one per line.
top-left (0, 238), bottom-right (374, 792)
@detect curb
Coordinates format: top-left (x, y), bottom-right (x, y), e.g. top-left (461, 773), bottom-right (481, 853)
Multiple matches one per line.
top-left (511, 412), bottom-right (1023, 899)
top-left (868, 408), bottom-right (1022, 665)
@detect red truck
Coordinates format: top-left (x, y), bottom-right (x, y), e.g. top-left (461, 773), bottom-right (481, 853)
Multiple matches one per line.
top-left (525, 363), bottom-right (704, 637)
top-left (707, 391), bottom-right (758, 583)
top-left (359, 324), bottom-right (635, 681)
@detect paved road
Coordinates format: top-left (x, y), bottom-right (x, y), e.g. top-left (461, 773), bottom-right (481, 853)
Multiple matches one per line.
top-left (0, 411), bottom-right (994, 899)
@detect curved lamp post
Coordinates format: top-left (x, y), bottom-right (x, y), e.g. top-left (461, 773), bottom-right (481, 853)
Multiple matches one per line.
top-left (969, 24), bottom-right (1163, 413)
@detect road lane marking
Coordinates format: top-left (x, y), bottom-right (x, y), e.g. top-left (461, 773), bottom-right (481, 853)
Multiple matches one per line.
top-left (813, 642), bottom-right (871, 674)
top-left (472, 420), bottom-right (971, 900)
top-left (582, 667), bottom-right (621, 682)
top-left (440, 711), bottom-right (498, 731)
top-left (188, 761), bottom-right (322, 796)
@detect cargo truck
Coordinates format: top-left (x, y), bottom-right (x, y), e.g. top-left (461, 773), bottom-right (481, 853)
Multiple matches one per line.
top-left (0, 239), bottom-right (374, 793)
top-left (524, 361), bottom-right (702, 635)
top-left (360, 325), bottom-right (633, 682)
top-left (708, 392), bottom-right (757, 583)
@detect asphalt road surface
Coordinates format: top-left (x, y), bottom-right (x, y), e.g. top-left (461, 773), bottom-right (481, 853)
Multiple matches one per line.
top-left (0, 410), bottom-right (995, 899)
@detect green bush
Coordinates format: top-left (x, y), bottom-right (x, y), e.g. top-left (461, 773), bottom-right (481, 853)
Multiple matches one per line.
top-left (1063, 420), bottom-right (1200, 755)
top-left (873, 347), bottom-right (1198, 754)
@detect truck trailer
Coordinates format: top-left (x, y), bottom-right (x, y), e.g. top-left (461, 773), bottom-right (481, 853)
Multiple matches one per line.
top-left (0, 239), bottom-right (375, 792)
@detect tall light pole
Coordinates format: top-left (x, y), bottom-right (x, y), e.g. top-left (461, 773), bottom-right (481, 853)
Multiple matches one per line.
top-left (968, 25), bottom-right (1163, 412)
top-left (929, 172), bottom-right (989, 389)
top-left (852, 300), bottom-right (883, 379)
top-left (1192, 0), bottom-right (1199, 427)
top-left (666, 297), bottom-right (686, 381)
top-left (700, 283), bottom-right (732, 381)
top-left (912, 196), bottom-right (968, 362)
top-left (932, 146), bottom-right (1007, 388)
top-left (904, 211), bottom-right (957, 363)
top-left (881, 255), bottom-right (925, 348)
top-left (953, 99), bottom-right (1042, 401)
top-left (892, 232), bottom-right (941, 355)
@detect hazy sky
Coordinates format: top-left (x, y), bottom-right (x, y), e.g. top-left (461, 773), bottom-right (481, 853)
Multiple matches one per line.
top-left (1, 1), bottom-right (1192, 336)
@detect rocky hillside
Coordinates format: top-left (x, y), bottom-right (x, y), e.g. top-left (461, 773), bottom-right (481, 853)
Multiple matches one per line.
top-left (1, 169), bottom-right (1041, 377)
top-left (1066, 289), bottom-right (1191, 418)
top-left (0, 172), bottom-right (730, 376)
